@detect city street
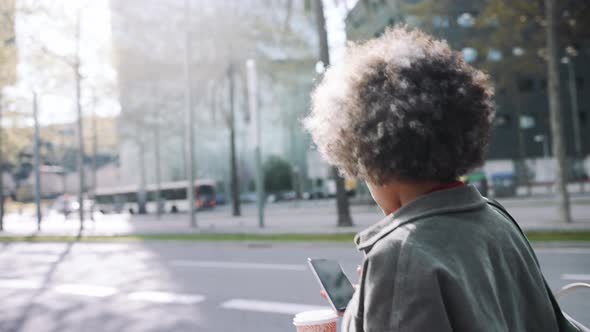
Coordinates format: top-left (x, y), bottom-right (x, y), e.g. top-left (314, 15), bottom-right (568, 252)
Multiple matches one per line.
top-left (0, 241), bottom-right (588, 331)
top-left (3, 195), bottom-right (590, 237)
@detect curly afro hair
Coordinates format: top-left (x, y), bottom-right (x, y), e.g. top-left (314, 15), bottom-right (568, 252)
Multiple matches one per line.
top-left (304, 26), bottom-right (495, 185)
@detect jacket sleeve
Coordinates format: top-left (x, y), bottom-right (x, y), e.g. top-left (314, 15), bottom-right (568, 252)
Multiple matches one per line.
top-left (342, 240), bottom-right (401, 332)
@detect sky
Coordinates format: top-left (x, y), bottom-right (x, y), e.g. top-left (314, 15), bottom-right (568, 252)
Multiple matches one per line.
top-left (5, 0), bottom-right (119, 125)
top-left (324, 0), bottom-right (359, 64)
top-left (4, 0), bottom-right (358, 126)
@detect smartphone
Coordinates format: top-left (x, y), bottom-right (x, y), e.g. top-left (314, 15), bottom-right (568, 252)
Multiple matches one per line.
top-left (307, 258), bottom-right (355, 313)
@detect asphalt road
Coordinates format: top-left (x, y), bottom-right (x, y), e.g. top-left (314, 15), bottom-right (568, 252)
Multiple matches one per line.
top-left (0, 242), bottom-right (588, 332)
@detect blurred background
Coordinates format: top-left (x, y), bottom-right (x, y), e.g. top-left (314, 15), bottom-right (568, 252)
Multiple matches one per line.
top-left (0, 1), bottom-right (589, 331)
top-left (0, 0), bottom-right (589, 224)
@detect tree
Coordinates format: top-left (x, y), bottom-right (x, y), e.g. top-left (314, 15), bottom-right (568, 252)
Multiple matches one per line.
top-left (264, 155), bottom-right (293, 192)
top-left (12, 0), bottom-right (118, 228)
top-left (227, 64), bottom-right (241, 217)
top-left (313, 0), bottom-right (353, 227)
top-left (111, 0), bottom-right (322, 222)
top-left (545, 0), bottom-right (571, 222)
top-left (0, 0), bottom-right (17, 231)
top-left (0, 0), bottom-right (16, 88)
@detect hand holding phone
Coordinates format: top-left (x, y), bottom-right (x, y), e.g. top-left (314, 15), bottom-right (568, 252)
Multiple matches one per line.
top-left (308, 258), bottom-right (356, 313)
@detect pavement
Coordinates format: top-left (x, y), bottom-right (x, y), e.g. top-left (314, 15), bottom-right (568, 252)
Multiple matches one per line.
top-left (0, 242), bottom-right (588, 332)
top-left (1, 195), bottom-right (590, 237)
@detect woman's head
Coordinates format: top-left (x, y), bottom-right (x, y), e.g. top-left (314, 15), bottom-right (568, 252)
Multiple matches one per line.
top-left (304, 27), bottom-right (495, 186)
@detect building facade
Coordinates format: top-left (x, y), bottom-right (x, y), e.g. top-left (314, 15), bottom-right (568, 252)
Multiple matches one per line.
top-left (0, 0), bottom-right (16, 89)
top-left (109, 0), bottom-right (320, 194)
top-left (346, 0), bottom-right (590, 181)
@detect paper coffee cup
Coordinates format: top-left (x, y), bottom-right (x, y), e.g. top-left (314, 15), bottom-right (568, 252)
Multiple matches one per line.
top-left (293, 309), bottom-right (338, 332)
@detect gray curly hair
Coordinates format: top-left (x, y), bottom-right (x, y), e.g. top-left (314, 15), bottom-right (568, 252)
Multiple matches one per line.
top-left (303, 27), bottom-right (495, 185)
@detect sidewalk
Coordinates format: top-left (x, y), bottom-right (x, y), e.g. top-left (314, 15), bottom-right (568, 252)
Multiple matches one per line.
top-left (1, 196), bottom-right (589, 237)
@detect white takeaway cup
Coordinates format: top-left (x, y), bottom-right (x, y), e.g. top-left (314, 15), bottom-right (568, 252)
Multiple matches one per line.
top-left (293, 309), bottom-right (338, 332)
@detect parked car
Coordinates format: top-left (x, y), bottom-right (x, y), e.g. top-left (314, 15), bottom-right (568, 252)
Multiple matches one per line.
top-left (491, 172), bottom-right (517, 197)
top-left (462, 171), bottom-right (488, 197)
top-left (239, 192), bottom-right (257, 203)
top-left (51, 195), bottom-right (96, 217)
top-left (215, 193), bottom-right (227, 205)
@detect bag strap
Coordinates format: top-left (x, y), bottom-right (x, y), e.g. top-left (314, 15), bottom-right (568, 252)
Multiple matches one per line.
top-left (484, 198), bottom-right (582, 332)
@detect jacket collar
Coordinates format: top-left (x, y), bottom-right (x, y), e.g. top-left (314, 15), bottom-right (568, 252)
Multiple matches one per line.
top-left (354, 185), bottom-right (486, 251)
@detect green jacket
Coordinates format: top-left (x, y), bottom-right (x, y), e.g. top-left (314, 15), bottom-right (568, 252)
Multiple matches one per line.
top-left (342, 185), bottom-right (559, 332)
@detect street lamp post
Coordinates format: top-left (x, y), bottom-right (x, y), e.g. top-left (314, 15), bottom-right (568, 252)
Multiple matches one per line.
top-left (74, 9), bottom-right (85, 231)
top-left (246, 59), bottom-right (264, 228)
top-left (33, 92), bottom-right (42, 231)
top-left (512, 47), bottom-right (531, 195)
top-left (0, 93), bottom-right (4, 231)
top-left (535, 134), bottom-right (551, 193)
top-left (535, 134), bottom-right (550, 159)
top-left (561, 55), bottom-right (583, 192)
top-left (183, 0), bottom-right (197, 227)
top-left (227, 63), bottom-right (241, 217)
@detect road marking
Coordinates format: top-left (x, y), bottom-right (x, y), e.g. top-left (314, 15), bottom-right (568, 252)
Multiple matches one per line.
top-left (170, 260), bottom-right (306, 271)
top-left (0, 279), bottom-right (41, 290)
top-left (562, 274), bottom-right (590, 281)
top-left (54, 284), bottom-right (118, 297)
top-left (128, 291), bottom-right (205, 304)
top-left (535, 248), bottom-right (590, 255)
top-left (220, 299), bottom-right (330, 315)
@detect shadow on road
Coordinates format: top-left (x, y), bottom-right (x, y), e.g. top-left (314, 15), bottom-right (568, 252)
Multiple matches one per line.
top-left (8, 230), bottom-right (83, 332)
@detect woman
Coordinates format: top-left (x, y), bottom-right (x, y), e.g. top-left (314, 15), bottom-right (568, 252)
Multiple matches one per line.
top-left (304, 27), bottom-right (561, 331)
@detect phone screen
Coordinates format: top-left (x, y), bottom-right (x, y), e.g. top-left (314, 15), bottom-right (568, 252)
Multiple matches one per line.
top-left (308, 258), bottom-right (355, 312)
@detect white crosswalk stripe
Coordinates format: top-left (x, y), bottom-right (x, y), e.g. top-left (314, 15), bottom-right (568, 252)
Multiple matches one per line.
top-left (220, 298), bottom-right (330, 315)
top-left (128, 291), bottom-right (205, 304)
top-left (0, 278), bottom-right (328, 315)
top-left (562, 274), bottom-right (590, 281)
top-left (54, 284), bottom-right (118, 297)
top-left (0, 279), bottom-right (42, 290)
top-left (170, 260), bottom-right (306, 271)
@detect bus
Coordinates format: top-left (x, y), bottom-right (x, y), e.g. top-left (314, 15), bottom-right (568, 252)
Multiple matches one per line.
top-left (95, 179), bottom-right (216, 214)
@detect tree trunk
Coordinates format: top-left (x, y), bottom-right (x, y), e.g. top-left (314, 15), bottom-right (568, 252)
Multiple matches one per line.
top-left (228, 64), bottom-right (241, 217)
top-left (75, 11), bottom-right (85, 230)
top-left (0, 94), bottom-right (4, 231)
top-left (33, 92), bottom-right (42, 231)
top-left (91, 101), bottom-right (98, 221)
top-left (314, 0), bottom-right (353, 227)
top-left (183, 0), bottom-right (196, 227)
top-left (545, 0), bottom-right (572, 223)
top-left (137, 134), bottom-right (147, 215)
top-left (61, 129), bottom-right (67, 196)
top-left (513, 81), bottom-right (531, 196)
top-left (154, 109), bottom-right (162, 218)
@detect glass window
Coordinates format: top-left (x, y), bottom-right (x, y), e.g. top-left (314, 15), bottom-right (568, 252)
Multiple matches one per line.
top-left (517, 78), bottom-right (534, 92)
top-left (519, 114), bottom-right (536, 129)
top-left (462, 47), bottom-right (478, 63)
top-left (432, 16), bottom-right (450, 28)
top-left (576, 77), bottom-right (584, 89)
top-left (484, 15), bottom-right (500, 27)
top-left (495, 114), bottom-right (511, 127)
top-left (197, 185), bottom-right (214, 196)
top-left (487, 49), bottom-right (502, 62)
top-left (512, 47), bottom-right (525, 57)
top-left (405, 15), bottom-right (422, 27)
top-left (457, 12), bottom-right (475, 27)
